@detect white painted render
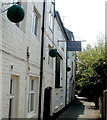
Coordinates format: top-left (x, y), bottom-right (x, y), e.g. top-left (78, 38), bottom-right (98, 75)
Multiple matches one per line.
top-left (0, 2), bottom-right (2, 119)
top-left (53, 17), bottom-right (66, 113)
top-left (1, 0), bottom-right (76, 119)
top-left (1, 1), bottom-right (42, 118)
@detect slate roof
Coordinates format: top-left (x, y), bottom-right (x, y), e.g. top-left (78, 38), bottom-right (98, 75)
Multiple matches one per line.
top-left (55, 11), bottom-right (75, 41)
top-left (65, 28), bottom-right (75, 41)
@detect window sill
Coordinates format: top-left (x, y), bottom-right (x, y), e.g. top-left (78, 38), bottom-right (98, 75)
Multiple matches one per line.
top-left (28, 112), bottom-right (37, 118)
top-left (60, 103), bottom-right (63, 106)
top-left (32, 33), bottom-right (38, 37)
top-left (55, 86), bottom-right (62, 88)
top-left (31, 33), bottom-right (39, 40)
top-left (55, 106), bottom-right (59, 110)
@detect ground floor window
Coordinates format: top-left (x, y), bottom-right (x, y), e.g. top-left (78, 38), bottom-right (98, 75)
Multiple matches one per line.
top-left (28, 77), bottom-right (39, 117)
top-left (55, 54), bottom-right (62, 88)
top-left (9, 75), bottom-right (19, 118)
top-left (28, 79), bottom-right (35, 113)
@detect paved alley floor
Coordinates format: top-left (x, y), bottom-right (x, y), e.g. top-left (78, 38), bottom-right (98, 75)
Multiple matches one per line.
top-left (56, 96), bottom-right (102, 120)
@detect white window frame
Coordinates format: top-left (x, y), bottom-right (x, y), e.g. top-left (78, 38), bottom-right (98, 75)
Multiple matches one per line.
top-left (9, 76), bottom-right (19, 118)
top-left (28, 79), bottom-right (36, 116)
top-left (9, 79), bottom-right (15, 118)
top-left (49, 10), bottom-right (54, 31)
top-left (49, 1), bottom-right (54, 31)
top-left (32, 8), bottom-right (39, 37)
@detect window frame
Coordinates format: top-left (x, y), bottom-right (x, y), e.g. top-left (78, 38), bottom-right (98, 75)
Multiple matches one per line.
top-left (9, 76), bottom-right (19, 118)
top-left (31, 7), bottom-right (39, 37)
top-left (49, 2), bottom-right (54, 31)
top-left (49, 12), bottom-right (54, 30)
top-left (9, 79), bottom-right (15, 118)
top-left (28, 79), bottom-right (36, 115)
top-left (55, 54), bottom-right (62, 88)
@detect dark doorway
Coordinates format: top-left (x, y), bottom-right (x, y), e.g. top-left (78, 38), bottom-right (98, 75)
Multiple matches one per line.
top-left (43, 87), bottom-right (52, 120)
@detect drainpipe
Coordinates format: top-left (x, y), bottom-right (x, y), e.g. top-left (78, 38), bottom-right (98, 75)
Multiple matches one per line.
top-left (65, 40), bottom-right (68, 105)
top-left (38, 1), bottom-right (46, 120)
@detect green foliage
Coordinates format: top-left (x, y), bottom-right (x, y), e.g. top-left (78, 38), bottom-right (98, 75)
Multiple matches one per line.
top-left (76, 38), bottom-right (106, 105)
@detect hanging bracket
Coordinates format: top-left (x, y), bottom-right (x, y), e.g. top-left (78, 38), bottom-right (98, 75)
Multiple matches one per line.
top-left (2, 2), bottom-right (20, 12)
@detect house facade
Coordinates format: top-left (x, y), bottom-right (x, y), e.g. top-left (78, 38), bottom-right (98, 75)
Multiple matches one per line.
top-left (65, 28), bottom-right (76, 104)
top-left (53, 11), bottom-right (68, 114)
top-left (1, 0), bottom-right (43, 118)
top-left (0, 0), bottom-right (76, 119)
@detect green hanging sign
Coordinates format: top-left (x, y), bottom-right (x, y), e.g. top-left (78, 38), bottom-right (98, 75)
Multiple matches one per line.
top-left (49, 49), bottom-right (57, 58)
top-left (7, 5), bottom-right (25, 23)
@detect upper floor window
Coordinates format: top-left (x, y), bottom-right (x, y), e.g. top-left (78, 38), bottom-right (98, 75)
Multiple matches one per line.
top-left (49, 11), bottom-right (53, 30)
top-left (49, 2), bottom-right (54, 31)
top-left (32, 7), bottom-right (39, 37)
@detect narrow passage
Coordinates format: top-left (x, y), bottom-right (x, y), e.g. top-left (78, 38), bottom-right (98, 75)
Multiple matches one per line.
top-left (56, 96), bottom-right (101, 120)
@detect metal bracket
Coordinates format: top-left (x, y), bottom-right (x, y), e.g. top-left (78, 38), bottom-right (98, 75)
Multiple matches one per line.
top-left (2, 2), bottom-right (20, 13)
top-left (2, 2), bottom-right (20, 6)
top-left (58, 39), bottom-right (67, 42)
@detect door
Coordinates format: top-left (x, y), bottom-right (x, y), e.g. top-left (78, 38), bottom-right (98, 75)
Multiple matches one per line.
top-left (43, 87), bottom-right (51, 120)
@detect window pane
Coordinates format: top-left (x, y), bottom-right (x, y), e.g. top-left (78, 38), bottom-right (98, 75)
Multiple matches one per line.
top-left (31, 80), bottom-right (34, 90)
top-left (10, 79), bottom-right (14, 94)
top-left (30, 93), bottom-right (34, 111)
top-left (9, 99), bottom-right (12, 118)
top-left (10, 79), bottom-right (12, 94)
top-left (34, 15), bottom-right (38, 36)
top-left (49, 12), bottom-right (51, 26)
top-left (50, 14), bottom-right (53, 29)
top-left (28, 94), bottom-right (30, 112)
top-left (32, 12), bottom-right (35, 34)
top-left (28, 78), bottom-right (36, 113)
top-left (32, 10), bottom-right (38, 36)
top-left (55, 56), bottom-right (61, 87)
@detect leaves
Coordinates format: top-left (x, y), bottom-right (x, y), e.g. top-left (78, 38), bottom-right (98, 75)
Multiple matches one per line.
top-left (76, 38), bottom-right (106, 100)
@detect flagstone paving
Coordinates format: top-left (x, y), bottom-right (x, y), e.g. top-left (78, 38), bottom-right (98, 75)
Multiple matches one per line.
top-left (56, 96), bottom-right (102, 120)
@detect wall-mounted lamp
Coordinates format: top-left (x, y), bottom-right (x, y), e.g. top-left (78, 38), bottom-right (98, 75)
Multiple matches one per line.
top-left (67, 67), bottom-right (71, 72)
top-left (2, 2), bottom-right (25, 23)
top-left (49, 49), bottom-right (58, 58)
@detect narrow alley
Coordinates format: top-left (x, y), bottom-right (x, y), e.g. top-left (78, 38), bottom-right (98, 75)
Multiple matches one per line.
top-left (56, 96), bottom-right (102, 120)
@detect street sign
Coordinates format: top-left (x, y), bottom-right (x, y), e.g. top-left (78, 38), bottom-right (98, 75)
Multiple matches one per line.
top-left (67, 41), bottom-right (81, 51)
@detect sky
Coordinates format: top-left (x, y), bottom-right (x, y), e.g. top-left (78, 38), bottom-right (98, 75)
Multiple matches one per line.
top-left (55, 0), bottom-right (105, 48)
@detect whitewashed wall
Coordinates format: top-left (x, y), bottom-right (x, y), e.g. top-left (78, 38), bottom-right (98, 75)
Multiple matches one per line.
top-left (53, 18), bottom-right (66, 113)
top-left (0, 2), bottom-right (2, 119)
top-left (1, 1), bottom-right (43, 118)
top-left (1, 0), bottom-right (75, 119)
